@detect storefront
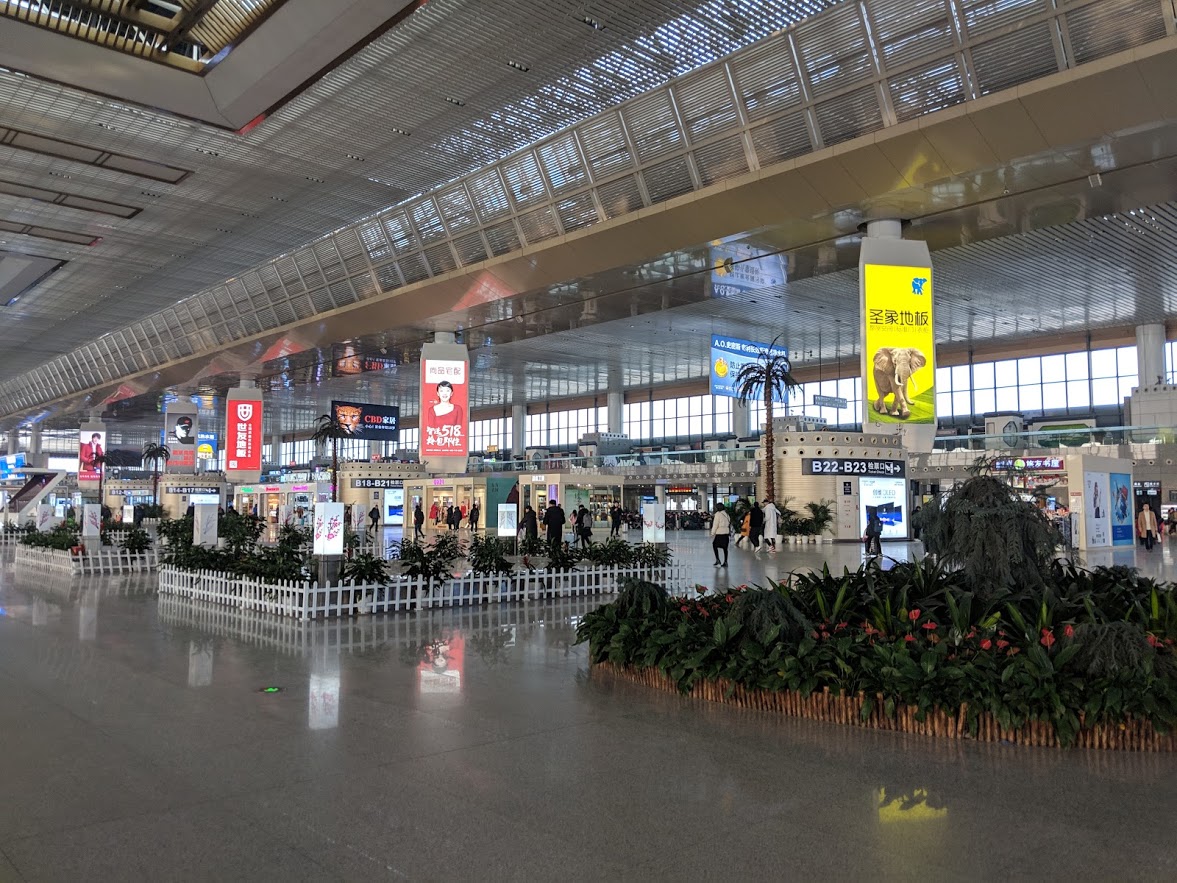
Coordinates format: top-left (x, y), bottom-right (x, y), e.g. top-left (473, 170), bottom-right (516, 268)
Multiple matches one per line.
top-left (404, 476), bottom-right (486, 531)
top-left (234, 481), bottom-right (330, 525)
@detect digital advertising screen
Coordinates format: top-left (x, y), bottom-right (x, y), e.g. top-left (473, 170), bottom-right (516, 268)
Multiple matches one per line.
top-left (332, 400), bottom-right (400, 443)
top-left (420, 358), bottom-right (468, 458)
top-left (383, 487), bottom-right (404, 526)
top-left (166, 402), bottom-right (198, 472)
top-left (1085, 472), bottom-right (1110, 547)
top-left (710, 335), bottom-right (789, 401)
top-left (225, 393), bottom-right (263, 476)
top-left (859, 477), bottom-right (907, 539)
top-left (1109, 472), bottom-right (1134, 546)
top-left (863, 264), bottom-right (935, 425)
top-left (78, 426), bottom-right (106, 487)
top-left (196, 430), bottom-right (218, 464)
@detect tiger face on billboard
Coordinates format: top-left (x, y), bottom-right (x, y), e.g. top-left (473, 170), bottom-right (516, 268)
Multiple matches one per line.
top-left (335, 404), bottom-right (362, 434)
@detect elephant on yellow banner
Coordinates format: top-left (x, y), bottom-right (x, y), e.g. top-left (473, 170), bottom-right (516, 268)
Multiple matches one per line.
top-left (873, 347), bottom-right (927, 419)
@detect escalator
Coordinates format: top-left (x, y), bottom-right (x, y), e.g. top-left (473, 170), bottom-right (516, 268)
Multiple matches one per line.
top-left (5, 471), bottom-right (65, 523)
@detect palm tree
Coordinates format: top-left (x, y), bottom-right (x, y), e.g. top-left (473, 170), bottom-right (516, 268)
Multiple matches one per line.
top-left (312, 413), bottom-right (350, 503)
top-left (734, 339), bottom-right (800, 503)
top-left (142, 442), bottom-right (171, 507)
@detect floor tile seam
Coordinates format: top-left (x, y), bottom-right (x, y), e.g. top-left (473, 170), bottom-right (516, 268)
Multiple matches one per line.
top-left (0, 843), bottom-right (28, 883)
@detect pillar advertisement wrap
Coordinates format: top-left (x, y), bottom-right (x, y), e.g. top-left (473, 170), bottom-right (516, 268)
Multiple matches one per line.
top-left (1085, 472), bottom-right (1110, 547)
top-left (224, 388), bottom-right (263, 483)
top-left (193, 504), bottom-right (218, 548)
top-left (82, 504), bottom-right (102, 538)
top-left (642, 503), bottom-right (666, 543)
top-left (165, 401), bottom-right (198, 473)
top-left (1109, 473), bottom-right (1134, 546)
top-left (419, 342), bottom-right (469, 470)
top-left (313, 503), bottom-right (345, 556)
top-left (862, 263), bottom-right (935, 425)
top-left (78, 421), bottom-right (106, 489)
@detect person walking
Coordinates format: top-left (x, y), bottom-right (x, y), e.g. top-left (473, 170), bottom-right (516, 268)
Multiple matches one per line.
top-left (468, 502), bottom-right (480, 532)
top-left (749, 502), bottom-right (765, 552)
top-left (523, 504), bottom-right (539, 542)
top-left (542, 500), bottom-right (566, 553)
top-left (610, 505), bottom-right (622, 538)
top-left (761, 498), bottom-right (781, 553)
top-left (368, 505), bottom-right (380, 535)
top-left (413, 502), bottom-right (425, 541)
top-left (576, 505), bottom-right (593, 548)
top-left (735, 509), bottom-right (751, 549)
top-left (1167, 508), bottom-right (1177, 536)
top-left (710, 503), bottom-right (732, 566)
top-left (429, 500), bottom-right (439, 526)
top-left (1137, 502), bottom-right (1159, 551)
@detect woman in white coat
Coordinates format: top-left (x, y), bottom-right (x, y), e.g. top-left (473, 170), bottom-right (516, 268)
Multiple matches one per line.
top-left (760, 498), bottom-right (781, 553)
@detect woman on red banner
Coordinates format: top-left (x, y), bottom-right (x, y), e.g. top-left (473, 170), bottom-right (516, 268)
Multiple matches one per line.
top-left (79, 432), bottom-right (103, 476)
top-left (424, 380), bottom-right (464, 449)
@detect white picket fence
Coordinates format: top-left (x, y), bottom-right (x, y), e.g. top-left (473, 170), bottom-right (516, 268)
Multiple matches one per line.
top-left (0, 531), bottom-right (35, 548)
top-left (157, 591), bottom-right (595, 657)
top-left (158, 562), bottom-right (691, 621)
top-left (14, 544), bottom-right (159, 576)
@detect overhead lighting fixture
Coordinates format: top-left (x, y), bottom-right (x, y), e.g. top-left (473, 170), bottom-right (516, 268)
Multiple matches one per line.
top-left (390, 127), bottom-right (411, 136)
top-left (581, 16), bottom-right (603, 29)
top-left (507, 60), bottom-right (530, 72)
top-left (445, 97), bottom-right (466, 106)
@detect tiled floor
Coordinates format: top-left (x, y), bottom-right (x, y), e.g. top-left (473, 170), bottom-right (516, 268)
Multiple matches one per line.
top-left (0, 537), bottom-right (1174, 880)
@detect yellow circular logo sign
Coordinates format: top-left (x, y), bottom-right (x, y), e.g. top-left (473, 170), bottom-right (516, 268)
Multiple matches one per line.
top-left (714, 357), bottom-right (729, 378)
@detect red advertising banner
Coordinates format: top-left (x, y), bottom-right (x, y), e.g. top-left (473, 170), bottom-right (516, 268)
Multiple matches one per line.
top-left (420, 358), bottom-right (468, 458)
top-left (226, 394), bottom-right (263, 472)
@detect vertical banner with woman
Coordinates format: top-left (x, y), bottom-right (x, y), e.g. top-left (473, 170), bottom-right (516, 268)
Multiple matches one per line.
top-left (78, 421), bottom-right (106, 489)
top-left (419, 339), bottom-right (469, 471)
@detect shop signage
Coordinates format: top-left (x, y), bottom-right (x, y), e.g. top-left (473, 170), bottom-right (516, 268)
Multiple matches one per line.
top-left (530, 475), bottom-right (546, 483)
top-left (813, 395), bottom-right (848, 409)
top-left (862, 263), bottom-right (935, 426)
top-left (993, 457), bottom-right (1065, 472)
top-left (225, 389), bottom-right (263, 479)
top-left (1134, 480), bottom-right (1162, 492)
top-left (432, 478), bottom-right (447, 486)
top-left (292, 484), bottom-right (310, 492)
top-left (710, 335), bottom-right (789, 400)
top-left (165, 485), bottom-right (219, 496)
top-left (331, 400), bottom-right (400, 442)
top-left (420, 354), bottom-right (469, 459)
top-left (802, 458), bottom-right (906, 477)
top-left (843, 481), bottom-right (853, 496)
top-left (351, 478), bottom-right (404, 489)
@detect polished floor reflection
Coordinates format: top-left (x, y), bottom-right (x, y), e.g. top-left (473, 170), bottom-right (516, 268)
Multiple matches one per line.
top-left (0, 551), bottom-right (1174, 880)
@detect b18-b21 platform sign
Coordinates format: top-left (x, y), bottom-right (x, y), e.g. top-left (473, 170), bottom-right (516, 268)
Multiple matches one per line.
top-left (225, 389), bottom-right (263, 481)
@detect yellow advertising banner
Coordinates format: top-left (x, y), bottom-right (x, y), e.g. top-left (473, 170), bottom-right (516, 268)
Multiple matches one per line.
top-left (863, 264), bottom-right (935, 425)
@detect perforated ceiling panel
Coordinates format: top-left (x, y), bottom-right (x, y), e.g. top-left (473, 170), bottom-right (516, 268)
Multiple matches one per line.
top-left (0, 0), bottom-right (1172, 420)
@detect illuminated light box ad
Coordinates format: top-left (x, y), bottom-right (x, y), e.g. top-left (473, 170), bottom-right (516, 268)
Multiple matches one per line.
top-left (859, 477), bottom-right (907, 540)
top-left (863, 264), bottom-right (935, 425)
top-left (420, 358), bottom-right (468, 458)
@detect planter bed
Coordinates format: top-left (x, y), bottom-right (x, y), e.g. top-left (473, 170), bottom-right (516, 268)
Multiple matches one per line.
top-left (594, 661), bottom-right (1176, 752)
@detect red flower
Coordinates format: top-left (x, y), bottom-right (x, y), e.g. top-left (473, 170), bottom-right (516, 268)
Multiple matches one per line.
top-left (836, 622), bottom-right (849, 631)
top-left (980, 638), bottom-right (993, 650)
top-left (1040, 628), bottom-right (1055, 648)
top-left (904, 635), bottom-right (915, 643)
top-left (908, 609), bottom-right (921, 621)
top-left (996, 639), bottom-right (1009, 649)
top-left (725, 595), bottom-right (734, 603)
top-left (1063, 624), bottom-right (1074, 638)
top-left (966, 629), bottom-right (977, 639)
top-left (922, 622), bottom-right (938, 631)
top-left (1147, 634), bottom-right (1162, 648)
top-left (811, 630), bottom-right (820, 640)
top-left (680, 605), bottom-right (689, 613)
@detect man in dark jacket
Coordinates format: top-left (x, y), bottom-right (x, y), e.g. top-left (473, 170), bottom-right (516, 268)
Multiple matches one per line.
top-left (610, 505), bottom-right (622, 538)
top-left (749, 502), bottom-right (765, 552)
top-left (523, 504), bottom-right (539, 541)
top-left (542, 500), bottom-right (566, 553)
top-left (413, 502), bottom-right (425, 540)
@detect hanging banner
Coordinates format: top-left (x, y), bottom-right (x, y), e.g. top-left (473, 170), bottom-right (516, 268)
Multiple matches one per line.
top-left (642, 503), bottom-right (666, 543)
top-left (710, 336), bottom-right (789, 401)
top-left (224, 388), bottom-right (264, 482)
top-left (165, 401), bottom-right (198, 473)
top-left (862, 263), bottom-right (935, 425)
top-left (193, 504), bottom-right (219, 547)
top-left (709, 237), bottom-right (786, 300)
top-left (419, 343), bottom-right (469, 464)
top-left (78, 421), bottom-right (106, 489)
top-left (313, 502), bottom-right (345, 555)
top-left (82, 504), bottom-right (102, 538)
